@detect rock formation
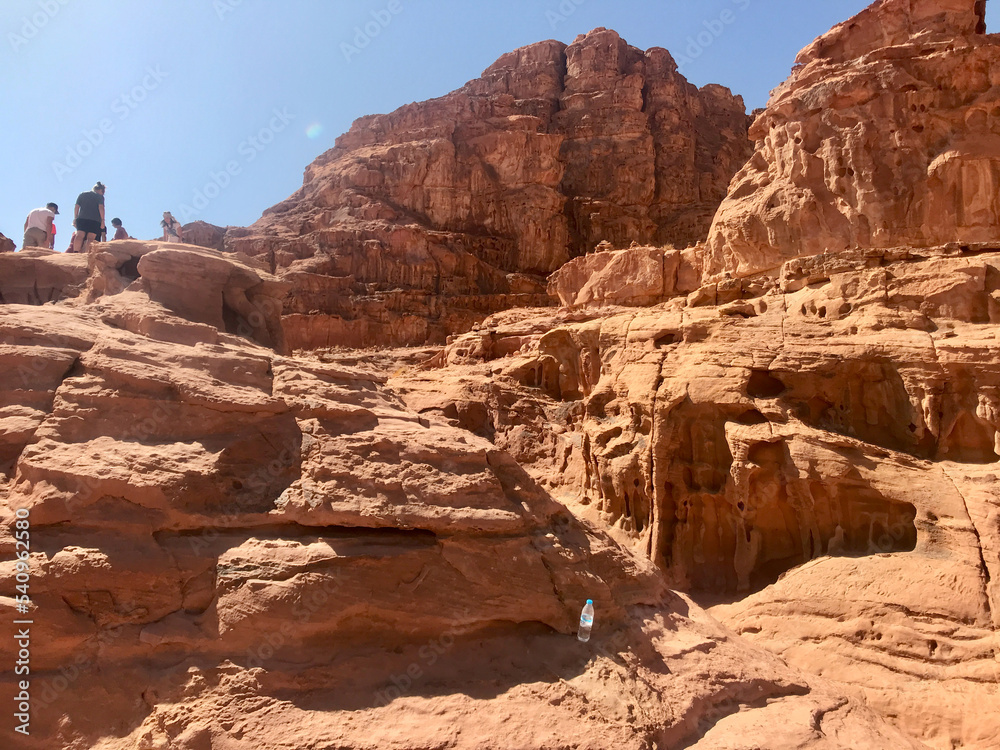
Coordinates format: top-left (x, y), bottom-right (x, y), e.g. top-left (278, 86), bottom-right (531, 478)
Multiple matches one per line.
top-left (0, 245), bottom-right (922, 749)
top-left (0, 248), bottom-right (87, 305)
top-left (547, 243), bottom-right (705, 308)
top-left (390, 2), bottom-right (1000, 746)
top-left (228, 28), bottom-right (752, 349)
top-left (86, 239), bottom-right (288, 351)
top-left (0, 231), bottom-right (14, 253)
top-left (705, 0), bottom-right (997, 278)
top-left (403, 234), bottom-right (1000, 750)
top-left (179, 220), bottom-right (229, 252)
top-left (4, 2), bottom-right (1000, 748)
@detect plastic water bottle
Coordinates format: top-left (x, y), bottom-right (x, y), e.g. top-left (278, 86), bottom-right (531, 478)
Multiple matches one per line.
top-left (577, 599), bottom-right (594, 642)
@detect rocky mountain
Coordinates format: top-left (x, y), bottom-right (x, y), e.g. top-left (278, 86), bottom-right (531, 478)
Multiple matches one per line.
top-left (226, 28), bottom-right (752, 349)
top-left (2, 1), bottom-right (999, 748)
top-left (705, 0), bottom-right (995, 278)
top-left (393, 1), bottom-right (1000, 747)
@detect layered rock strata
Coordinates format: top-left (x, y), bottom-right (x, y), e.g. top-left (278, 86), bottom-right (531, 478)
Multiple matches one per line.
top-left (705, 0), bottom-right (998, 278)
top-left (179, 220), bottom-right (229, 252)
top-left (229, 28), bottom-right (752, 348)
top-left (392, 3), bottom-right (1000, 742)
top-left (397, 240), bottom-right (1000, 749)
top-left (0, 246), bottom-right (922, 749)
top-left (546, 243), bottom-right (705, 308)
top-left (0, 248), bottom-right (87, 305)
top-left (85, 239), bottom-right (289, 352)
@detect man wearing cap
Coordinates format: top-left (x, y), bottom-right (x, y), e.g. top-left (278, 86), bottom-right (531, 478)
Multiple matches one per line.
top-left (22, 202), bottom-right (59, 249)
top-left (72, 182), bottom-right (106, 254)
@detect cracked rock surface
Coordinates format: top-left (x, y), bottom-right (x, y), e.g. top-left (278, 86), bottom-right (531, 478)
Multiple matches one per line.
top-left (0, 243), bottom-right (924, 748)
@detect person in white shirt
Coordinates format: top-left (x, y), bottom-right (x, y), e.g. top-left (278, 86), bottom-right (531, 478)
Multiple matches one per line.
top-left (161, 211), bottom-right (184, 243)
top-left (23, 203), bottom-right (59, 249)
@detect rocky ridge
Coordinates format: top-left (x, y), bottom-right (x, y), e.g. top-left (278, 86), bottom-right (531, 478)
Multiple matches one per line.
top-left (705, 0), bottom-right (996, 278)
top-left (400, 238), bottom-right (1000, 748)
top-left (225, 27), bottom-right (751, 349)
top-left (390, 1), bottom-right (1000, 746)
top-left (2, 1), bottom-right (1000, 747)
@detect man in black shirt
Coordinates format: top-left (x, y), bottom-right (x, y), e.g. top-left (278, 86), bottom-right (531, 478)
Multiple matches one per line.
top-left (72, 182), bottom-right (106, 254)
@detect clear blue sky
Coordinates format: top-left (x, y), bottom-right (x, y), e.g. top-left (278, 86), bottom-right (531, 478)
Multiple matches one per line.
top-left (3, 0), bottom-right (982, 247)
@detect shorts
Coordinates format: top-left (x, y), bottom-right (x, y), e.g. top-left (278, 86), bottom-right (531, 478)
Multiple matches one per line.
top-left (76, 218), bottom-right (102, 236)
top-left (23, 227), bottom-right (48, 247)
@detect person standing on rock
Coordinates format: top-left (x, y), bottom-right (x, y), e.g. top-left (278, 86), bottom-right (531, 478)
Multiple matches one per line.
top-left (72, 182), bottom-right (106, 254)
top-left (161, 211), bottom-right (183, 243)
top-left (110, 217), bottom-right (131, 240)
top-left (22, 202), bottom-right (59, 249)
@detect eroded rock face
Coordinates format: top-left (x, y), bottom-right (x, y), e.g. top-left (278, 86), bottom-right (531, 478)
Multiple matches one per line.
top-left (179, 220), bottom-right (228, 252)
top-left (86, 240), bottom-right (289, 352)
top-left (398, 241), bottom-right (1000, 748)
top-left (0, 231), bottom-right (14, 253)
top-left (0, 296), bottom-right (920, 749)
top-left (705, 0), bottom-right (998, 279)
top-left (0, 248), bottom-right (88, 304)
top-left (229, 28), bottom-right (752, 348)
top-left (547, 243), bottom-right (705, 308)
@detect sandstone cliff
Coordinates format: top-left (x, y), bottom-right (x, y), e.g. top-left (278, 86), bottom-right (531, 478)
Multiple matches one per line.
top-left (227, 28), bottom-right (751, 349)
top-left (0, 248), bottom-right (87, 305)
top-left (0, 243), bottom-right (922, 749)
top-left (705, 0), bottom-right (997, 278)
top-left (391, 2), bottom-right (1000, 746)
top-left (4, 2), bottom-right (1000, 748)
top-left (405, 239), bottom-right (1000, 747)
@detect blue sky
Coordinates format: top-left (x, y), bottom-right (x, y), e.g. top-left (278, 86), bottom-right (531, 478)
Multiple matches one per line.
top-left (1, 0), bottom-right (973, 246)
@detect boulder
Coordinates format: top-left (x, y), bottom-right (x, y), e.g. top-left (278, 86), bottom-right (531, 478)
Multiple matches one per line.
top-left (180, 220), bottom-right (228, 251)
top-left (547, 244), bottom-right (704, 307)
top-left (86, 240), bottom-right (289, 352)
top-left (0, 248), bottom-right (88, 304)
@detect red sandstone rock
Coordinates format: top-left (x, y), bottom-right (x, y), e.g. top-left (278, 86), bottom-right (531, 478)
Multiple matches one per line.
top-left (403, 243), bottom-right (1000, 748)
top-left (86, 240), bottom-right (289, 352)
top-left (4, 3), bottom-right (1000, 748)
top-left (180, 220), bottom-right (229, 252)
top-left (0, 247), bottom-right (87, 304)
top-left (705, 0), bottom-right (998, 279)
top-left (229, 28), bottom-right (751, 348)
top-left (0, 294), bottom-right (919, 749)
top-left (0, 231), bottom-right (14, 253)
top-left (547, 243), bottom-right (704, 308)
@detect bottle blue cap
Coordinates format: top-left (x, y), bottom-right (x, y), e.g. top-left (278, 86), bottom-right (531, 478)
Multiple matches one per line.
top-left (586, 599), bottom-right (593, 604)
